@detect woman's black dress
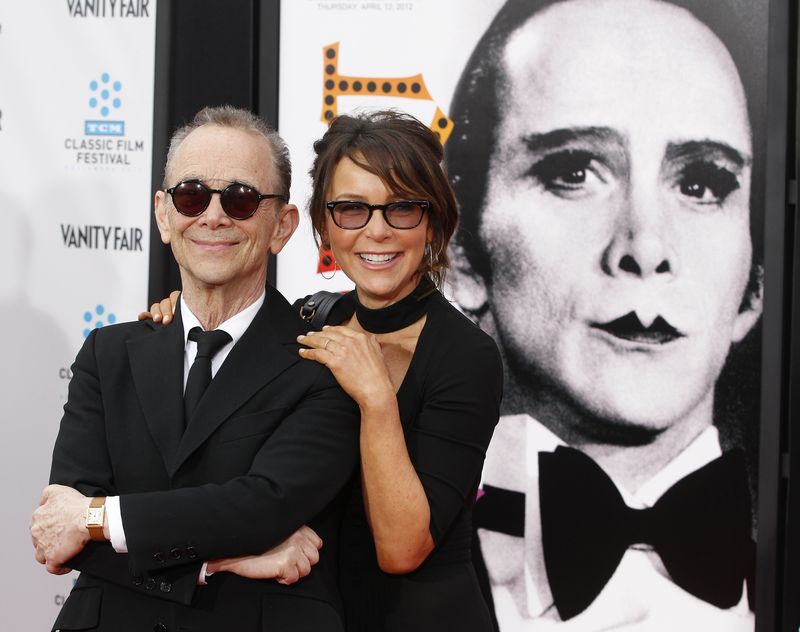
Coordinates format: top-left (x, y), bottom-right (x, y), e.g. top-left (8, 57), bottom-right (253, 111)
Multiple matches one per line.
top-left (327, 289), bottom-right (503, 631)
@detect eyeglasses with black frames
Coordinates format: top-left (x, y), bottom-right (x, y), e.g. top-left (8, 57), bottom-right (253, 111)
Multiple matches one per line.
top-left (165, 180), bottom-right (286, 220)
top-left (326, 200), bottom-right (429, 230)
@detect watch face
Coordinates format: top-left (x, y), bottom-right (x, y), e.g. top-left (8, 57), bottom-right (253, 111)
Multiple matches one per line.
top-left (87, 508), bottom-right (103, 524)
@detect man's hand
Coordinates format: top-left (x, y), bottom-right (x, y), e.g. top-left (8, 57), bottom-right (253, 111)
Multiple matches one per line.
top-left (29, 484), bottom-right (92, 575)
top-left (207, 525), bottom-right (323, 585)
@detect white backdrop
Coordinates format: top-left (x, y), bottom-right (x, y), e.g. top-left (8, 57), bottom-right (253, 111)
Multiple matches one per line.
top-left (0, 1), bottom-right (156, 627)
top-left (276, 0), bottom-right (506, 300)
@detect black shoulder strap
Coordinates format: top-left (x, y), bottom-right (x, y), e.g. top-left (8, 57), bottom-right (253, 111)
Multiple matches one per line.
top-left (298, 291), bottom-right (344, 331)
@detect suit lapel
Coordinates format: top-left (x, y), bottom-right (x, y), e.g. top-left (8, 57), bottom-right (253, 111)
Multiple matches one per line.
top-left (127, 307), bottom-right (186, 474)
top-left (171, 286), bottom-right (302, 475)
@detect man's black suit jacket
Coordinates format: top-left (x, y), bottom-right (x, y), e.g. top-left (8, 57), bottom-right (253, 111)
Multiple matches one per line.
top-left (49, 285), bottom-right (360, 631)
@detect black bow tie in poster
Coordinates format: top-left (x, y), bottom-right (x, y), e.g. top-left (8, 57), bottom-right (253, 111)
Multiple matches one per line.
top-left (539, 446), bottom-right (754, 620)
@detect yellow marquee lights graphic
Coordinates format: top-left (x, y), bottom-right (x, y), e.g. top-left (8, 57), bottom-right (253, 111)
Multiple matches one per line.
top-left (320, 42), bottom-right (454, 144)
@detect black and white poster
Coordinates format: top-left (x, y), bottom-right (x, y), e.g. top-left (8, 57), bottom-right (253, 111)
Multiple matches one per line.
top-left (277, 0), bottom-right (769, 628)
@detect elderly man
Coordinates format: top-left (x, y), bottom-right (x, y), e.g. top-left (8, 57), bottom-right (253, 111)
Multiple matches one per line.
top-left (446, 0), bottom-right (763, 629)
top-left (30, 106), bottom-right (359, 631)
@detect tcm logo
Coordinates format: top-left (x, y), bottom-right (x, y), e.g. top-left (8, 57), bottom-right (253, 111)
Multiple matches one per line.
top-left (85, 72), bottom-right (125, 137)
top-left (83, 304), bottom-right (117, 339)
top-left (85, 120), bottom-right (124, 136)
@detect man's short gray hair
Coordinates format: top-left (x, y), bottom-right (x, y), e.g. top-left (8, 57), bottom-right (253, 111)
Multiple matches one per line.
top-left (163, 105), bottom-right (291, 200)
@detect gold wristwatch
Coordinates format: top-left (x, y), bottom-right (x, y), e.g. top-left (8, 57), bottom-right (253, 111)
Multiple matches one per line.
top-left (85, 496), bottom-right (106, 542)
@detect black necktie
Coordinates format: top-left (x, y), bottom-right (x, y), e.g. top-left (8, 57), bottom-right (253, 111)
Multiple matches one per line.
top-left (184, 327), bottom-right (232, 426)
top-left (539, 445), bottom-right (754, 620)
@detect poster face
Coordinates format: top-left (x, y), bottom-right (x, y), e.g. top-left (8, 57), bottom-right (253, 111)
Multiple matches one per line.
top-left (278, 0), bottom-right (767, 628)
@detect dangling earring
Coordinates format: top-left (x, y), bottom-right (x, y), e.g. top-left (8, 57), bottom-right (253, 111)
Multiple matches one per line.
top-left (318, 242), bottom-right (338, 280)
top-left (425, 243), bottom-right (435, 275)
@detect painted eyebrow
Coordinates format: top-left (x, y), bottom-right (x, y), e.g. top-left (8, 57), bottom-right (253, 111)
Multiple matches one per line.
top-left (664, 140), bottom-right (751, 169)
top-left (522, 126), bottom-right (627, 153)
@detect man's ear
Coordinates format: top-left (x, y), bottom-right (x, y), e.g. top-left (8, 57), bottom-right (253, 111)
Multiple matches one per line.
top-left (732, 264), bottom-right (763, 343)
top-left (154, 190), bottom-right (171, 245)
top-left (269, 204), bottom-right (299, 255)
top-left (448, 240), bottom-right (489, 317)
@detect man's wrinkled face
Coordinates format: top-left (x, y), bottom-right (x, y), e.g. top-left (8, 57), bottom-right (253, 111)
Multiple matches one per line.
top-left (478, 0), bottom-right (761, 436)
top-left (155, 125), bottom-right (289, 296)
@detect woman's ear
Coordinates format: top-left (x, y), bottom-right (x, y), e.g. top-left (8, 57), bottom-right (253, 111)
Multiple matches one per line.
top-left (317, 220), bottom-right (330, 247)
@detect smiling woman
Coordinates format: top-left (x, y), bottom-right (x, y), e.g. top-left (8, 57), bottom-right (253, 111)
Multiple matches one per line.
top-left (319, 155), bottom-right (431, 307)
top-left (294, 111), bottom-right (502, 631)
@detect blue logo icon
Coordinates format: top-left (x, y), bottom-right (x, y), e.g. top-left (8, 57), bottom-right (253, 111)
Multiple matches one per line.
top-left (85, 73), bottom-right (125, 136)
top-left (83, 304), bottom-right (117, 338)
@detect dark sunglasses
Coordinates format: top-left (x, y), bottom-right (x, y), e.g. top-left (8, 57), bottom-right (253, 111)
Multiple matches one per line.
top-left (326, 200), bottom-right (429, 230)
top-left (165, 180), bottom-right (286, 220)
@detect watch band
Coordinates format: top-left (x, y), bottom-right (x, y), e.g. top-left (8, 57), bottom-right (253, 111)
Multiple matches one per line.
top-left (86, 496), bottom-right (106, 542)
